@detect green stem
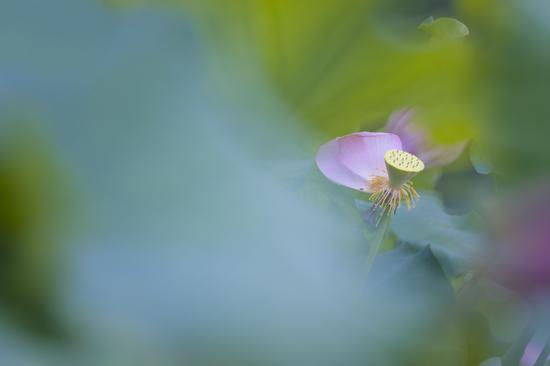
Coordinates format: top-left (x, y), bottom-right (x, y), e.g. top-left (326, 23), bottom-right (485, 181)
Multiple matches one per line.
top-left (364, 214), bottom-right (392, 278)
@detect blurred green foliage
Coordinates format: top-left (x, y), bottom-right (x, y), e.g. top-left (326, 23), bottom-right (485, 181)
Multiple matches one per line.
top-left (107, 0), bottom-right (480, 148)
top-left (107, 0), bottom-right (550, 183)
top-left (3, 0), bottom-right (550, 365)
top-left (0, 122), bottom-right (77, 336)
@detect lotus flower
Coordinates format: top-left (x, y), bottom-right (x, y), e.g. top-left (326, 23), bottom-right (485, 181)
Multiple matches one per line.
top-left (385, 108), bottom-right (466, 168)
top-left (316, 131), bottom-right (424, 217)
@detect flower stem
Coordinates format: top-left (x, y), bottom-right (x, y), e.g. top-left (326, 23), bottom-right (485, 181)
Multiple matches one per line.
top-left (364, 213), bottom-right (392, 279)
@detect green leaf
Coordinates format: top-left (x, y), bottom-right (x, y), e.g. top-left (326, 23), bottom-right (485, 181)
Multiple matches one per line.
top-left (419, 17), bottom-right (470, 40)
top-left (369, 244), bottom-right (453, 299)
top-left (366, 245), bottom-right (457, 364)
top-left (470, 143), bottom-right (494, 175)
top-left (391, 192), bottom-right (483, 277)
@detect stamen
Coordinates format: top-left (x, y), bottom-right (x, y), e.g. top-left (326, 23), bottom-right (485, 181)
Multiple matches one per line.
top-left (365, 150), bottom-right (424, 225)
top-left (367, 177), bottom-right (420, 225)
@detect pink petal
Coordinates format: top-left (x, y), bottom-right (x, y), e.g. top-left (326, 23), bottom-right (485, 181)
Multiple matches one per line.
top-left (419, 141), bottom-right (466, 168)
top-left (316, 138), bottom-right (369, 191)
top-left (385, 108), bottom-right (427, 156)
top-left (386, 108), bottom-right (414, 133)
top-left (337, 132), bottom-right (402, 180)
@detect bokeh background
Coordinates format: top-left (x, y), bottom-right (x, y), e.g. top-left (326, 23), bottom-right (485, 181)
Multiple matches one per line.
top-left (1, 0), bottom-right (550, 365)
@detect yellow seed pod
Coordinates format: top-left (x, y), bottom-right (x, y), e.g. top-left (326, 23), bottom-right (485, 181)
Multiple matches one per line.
top-left (384, 149), bottom-right (424, 189)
